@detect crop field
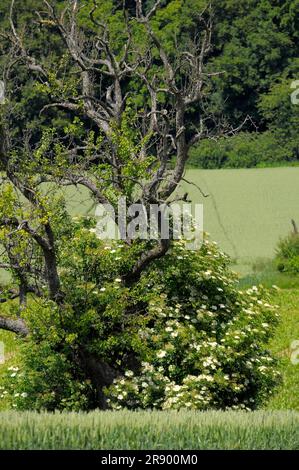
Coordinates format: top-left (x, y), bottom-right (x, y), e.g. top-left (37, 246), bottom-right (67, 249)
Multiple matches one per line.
top-left (0, 410), bottom-right (298, 450)
top-left (180, 168), bottom-right (299, 274)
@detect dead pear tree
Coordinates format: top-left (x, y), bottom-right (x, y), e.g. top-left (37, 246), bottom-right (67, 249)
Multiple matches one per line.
top-left (0, 3), bottom-right (234, 403)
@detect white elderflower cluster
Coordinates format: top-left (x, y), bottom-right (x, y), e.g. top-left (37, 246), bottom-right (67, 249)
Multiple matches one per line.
top-left (104, 241), bottom-right (280, 411)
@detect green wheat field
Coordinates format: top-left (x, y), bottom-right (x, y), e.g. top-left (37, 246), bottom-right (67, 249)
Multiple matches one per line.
top-left (0, 410), bottom-right (298, 450)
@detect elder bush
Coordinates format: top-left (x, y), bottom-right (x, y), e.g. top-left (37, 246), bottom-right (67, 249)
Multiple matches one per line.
top-left (1, 220), bottom-right (280, 411)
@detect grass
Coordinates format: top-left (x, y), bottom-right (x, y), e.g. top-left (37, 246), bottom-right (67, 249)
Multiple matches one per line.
top-left (237, 255), bottom-right (299, 415)
top-left (0, 311), bottom-right (22, 411)
top-left (238, 259), bottom-right (299, 289)
top-left (0, 410), bottom-right (298, 449)
top-left (266, 289), bottom-right (299, 411)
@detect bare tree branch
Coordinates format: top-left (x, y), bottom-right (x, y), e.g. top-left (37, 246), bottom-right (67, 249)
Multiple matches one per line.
top-left (0, 315), bottom-right (28, 336)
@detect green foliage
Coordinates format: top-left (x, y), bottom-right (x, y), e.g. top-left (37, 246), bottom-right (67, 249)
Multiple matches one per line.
top-left (276, 233), bottom-right (299, 274)
top-left (258, 77), bottom-right (299, 162)
top-left (1, 223), bottom-right (280, 411)
top-left (105, 242), bottom-right (280, 410)
top-left (0, 326), bottom-right (21, 411)
top-left (2, 286), bottom-right (299, 413)
top-left (188, 131), bottom-right (294, 169)
top-left (1, 0), bottom-right (299, 168)
top-left (2, 344), bottom-right (91, 412)
top-left (0, 410), bottom-right (298, 450)
top-left (210, 0), bottom-right (297, 124)
top-left (199, 0), bottom-right (299, 167)
top-left (266, 289), bottom-right (299, 411)
top-left (0, 0), bottom-right (67, 146)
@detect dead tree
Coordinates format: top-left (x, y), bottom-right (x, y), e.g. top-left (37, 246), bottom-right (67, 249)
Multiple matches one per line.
top-left (0, 0), bottom-right (237, 401)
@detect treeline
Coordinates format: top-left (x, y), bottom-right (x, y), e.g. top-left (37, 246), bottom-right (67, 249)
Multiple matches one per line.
top-left (190, 0), bottom-right (299, 168)
top-left (0, 0), bottom-right (298, 168)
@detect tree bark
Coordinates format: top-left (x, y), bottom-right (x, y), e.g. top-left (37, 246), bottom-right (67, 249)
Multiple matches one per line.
top-left (0, 316), bottom-right (29, 336)
top-left (79, 352), bottom-right (119, 408)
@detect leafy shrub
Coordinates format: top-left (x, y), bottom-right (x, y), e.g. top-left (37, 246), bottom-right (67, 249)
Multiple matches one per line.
top-left (2, 344), bottom-right (92, 412)
top-left (1, 219), bottom-right (280, 411)
top-left (188, 131), bottom-right (296, 169)
top-left (276, 233), bottom-right (299, 274)
top-left (105, 273), bottom-right (280, 411)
